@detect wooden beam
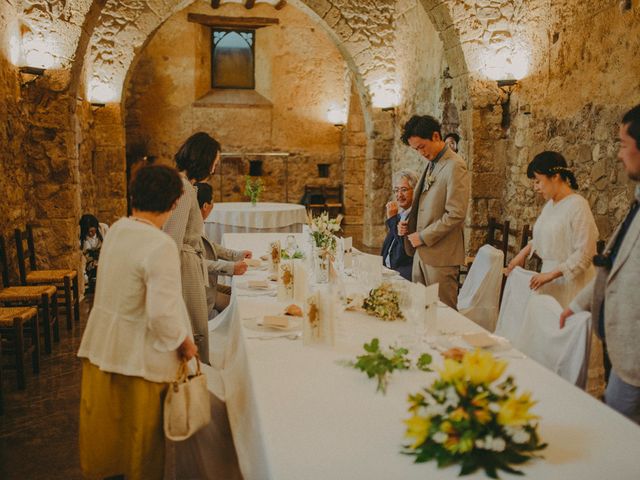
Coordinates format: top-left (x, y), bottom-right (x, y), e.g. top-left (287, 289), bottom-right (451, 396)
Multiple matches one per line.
top-left (188, 13), bottom-right (279, 29)
top-left (275, 0), bottom-right (287, 10)
top-left (211, 0), bottom-right (221, 8)
top-left (245, 0), bottom-right (256, 9)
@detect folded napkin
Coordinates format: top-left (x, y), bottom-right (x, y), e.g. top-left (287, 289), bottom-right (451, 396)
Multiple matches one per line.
top-left (259, 315), bottom-right (291, 329)
top-left (462, 332), bottom-right (500, 349)
top-left (248, 280), bottom-right (270, 289)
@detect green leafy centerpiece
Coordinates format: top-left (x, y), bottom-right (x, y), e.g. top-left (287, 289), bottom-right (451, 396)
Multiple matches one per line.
top-left (363, 283), bottom-right (404, 321)
top-left (245, 175), bottom-right (263, 206)
top-left (403, 349), bottom-right (546, 478)
top-left (347, 338), bottom-right (433, 394)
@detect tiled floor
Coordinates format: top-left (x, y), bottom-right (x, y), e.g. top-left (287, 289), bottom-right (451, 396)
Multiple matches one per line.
top-left (1, 302), bottom-right (88, 479)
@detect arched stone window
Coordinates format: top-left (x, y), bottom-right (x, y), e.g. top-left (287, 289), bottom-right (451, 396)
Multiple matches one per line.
top-left (212, 29), bottom-right (255, 89)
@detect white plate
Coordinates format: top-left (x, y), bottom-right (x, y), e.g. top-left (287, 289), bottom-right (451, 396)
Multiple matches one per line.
top-left (243, 317), bottom-right (302, 333)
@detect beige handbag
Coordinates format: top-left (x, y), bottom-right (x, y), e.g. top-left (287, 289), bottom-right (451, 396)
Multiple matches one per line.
top-left (164, 355), bottom-right (211, 441)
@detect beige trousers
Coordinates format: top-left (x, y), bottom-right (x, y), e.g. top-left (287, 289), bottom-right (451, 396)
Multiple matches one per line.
top-left (412, 255), bottom-right (460, 310)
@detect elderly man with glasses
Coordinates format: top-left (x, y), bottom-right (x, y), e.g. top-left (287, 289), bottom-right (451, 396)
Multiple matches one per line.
top-left (381, 169), bottom-right (419, 280)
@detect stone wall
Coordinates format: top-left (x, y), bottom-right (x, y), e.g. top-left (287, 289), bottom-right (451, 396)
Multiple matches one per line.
top-left (0, 3), bottom-right (31, 281)
top-left (498, 1), bottom-right (640, 250)
top-left (124, 1), bottom-right (354, 215)
top-left (391, 0), bottom-right (447, 180)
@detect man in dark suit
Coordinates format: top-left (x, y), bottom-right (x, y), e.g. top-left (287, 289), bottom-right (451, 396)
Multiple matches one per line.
top-left (381, 169), bottom-right (418, 280)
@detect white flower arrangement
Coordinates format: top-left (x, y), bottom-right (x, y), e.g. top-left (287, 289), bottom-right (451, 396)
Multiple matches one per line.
top-left (308, 211), bottom-right (342, 254)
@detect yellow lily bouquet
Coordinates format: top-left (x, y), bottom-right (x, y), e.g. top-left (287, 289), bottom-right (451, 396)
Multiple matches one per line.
top-left (403, 350), bottom-right (546, 478)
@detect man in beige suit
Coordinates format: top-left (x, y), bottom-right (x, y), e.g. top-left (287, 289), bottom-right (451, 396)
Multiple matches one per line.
top-left (560, 104), bottom-right (640, 424)
top-left (399, 115), bottom-right (470, 308)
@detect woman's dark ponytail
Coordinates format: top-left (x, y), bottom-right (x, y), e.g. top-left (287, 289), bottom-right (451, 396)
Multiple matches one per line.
top-left (526, 151), bottom-right (578, 190)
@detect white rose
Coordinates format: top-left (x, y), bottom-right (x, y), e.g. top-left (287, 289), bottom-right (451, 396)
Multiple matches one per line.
top-left (512, 429), bottom-right (530, 444)
top-left (433, 432), bottom-right (448, 444)
top-left (491, 437), bottom-right (506, 452)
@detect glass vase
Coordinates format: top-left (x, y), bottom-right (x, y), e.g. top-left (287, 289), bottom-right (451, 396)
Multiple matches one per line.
top-left (313, 247), bottom-right (330, 284)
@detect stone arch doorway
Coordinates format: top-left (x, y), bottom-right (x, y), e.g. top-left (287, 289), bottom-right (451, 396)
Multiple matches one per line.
top-left (122, 1), bottom-right (369, 234)
top-left (84, 0), bottom-right (469, 246)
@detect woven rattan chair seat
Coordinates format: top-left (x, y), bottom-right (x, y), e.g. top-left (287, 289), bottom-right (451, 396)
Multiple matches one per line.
top-left (0, 306), bottom-right (38, 326)
top-left (0, 285), bottom-right (57, 302)
top-left (26, 270), bottom-right (76, 284)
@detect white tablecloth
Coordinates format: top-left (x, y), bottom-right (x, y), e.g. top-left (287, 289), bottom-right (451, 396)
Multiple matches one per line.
top-left (200, 234), bottom-right (640, 480)
top-left (204, 202), bottom-right (307, 244)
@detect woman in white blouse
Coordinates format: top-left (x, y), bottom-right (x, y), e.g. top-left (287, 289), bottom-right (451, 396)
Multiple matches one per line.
top-left (78, 165), bottom-right (197, 480)
top-left (507, 151), bottom-right (599, 308)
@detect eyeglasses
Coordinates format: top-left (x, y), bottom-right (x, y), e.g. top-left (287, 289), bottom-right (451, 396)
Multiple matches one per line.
top-left (392, 187), bottom-right (412, 194)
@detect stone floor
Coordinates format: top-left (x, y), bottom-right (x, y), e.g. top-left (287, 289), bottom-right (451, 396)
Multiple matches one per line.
top-left (0, 226), bottom-right (377, 480)
top-left (0, 301), bottom-right (88, 479)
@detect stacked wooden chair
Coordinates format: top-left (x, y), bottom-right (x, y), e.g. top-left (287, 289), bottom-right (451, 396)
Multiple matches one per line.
top-left (0, 235), bottom-right (59, 354)
top-left (0, 306), bottom-right (40, 389)
top-left (14, 225), bottom-right (79, 330)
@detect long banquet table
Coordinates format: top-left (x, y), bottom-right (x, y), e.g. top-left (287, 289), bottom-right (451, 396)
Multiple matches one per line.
top-left (202, 232), bottom-right (640, 480)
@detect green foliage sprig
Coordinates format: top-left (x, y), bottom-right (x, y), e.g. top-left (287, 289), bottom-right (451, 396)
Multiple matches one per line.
top-left (245, 176), bottom-right (263, 204)
top-left (345, 338), bottom-right (433, 394)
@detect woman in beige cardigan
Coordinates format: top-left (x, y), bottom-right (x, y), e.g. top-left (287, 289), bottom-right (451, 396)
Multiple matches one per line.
top-left (78, 165), bottom-right (197, 479)
top-left (163, 132), bottom-right (221, 364)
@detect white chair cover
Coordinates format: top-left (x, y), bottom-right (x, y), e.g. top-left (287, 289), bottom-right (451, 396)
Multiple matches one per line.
top-left (494, 266), bottom-right (536, 341)
top-left (457, 244), bottom-right (504, 332)
top-left (514, 294), bottom-right (592, 388)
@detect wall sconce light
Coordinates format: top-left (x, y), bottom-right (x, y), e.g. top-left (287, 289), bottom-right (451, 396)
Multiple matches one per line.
top-left (327, 106), bottom-right (347, 128)
top-left (19, 66), bottom-right (45, 85)
top-left (619, 0), bottom-right (632, 13)
top-left (497, 79), bottom-right (518, 129)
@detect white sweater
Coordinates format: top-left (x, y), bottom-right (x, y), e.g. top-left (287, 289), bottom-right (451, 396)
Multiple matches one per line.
top-left (78, 217), bottom-right (192, 383)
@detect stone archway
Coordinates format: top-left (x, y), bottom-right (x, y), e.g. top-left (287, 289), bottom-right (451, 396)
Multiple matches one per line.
top-left (83, 0), bottom-right (411, 246)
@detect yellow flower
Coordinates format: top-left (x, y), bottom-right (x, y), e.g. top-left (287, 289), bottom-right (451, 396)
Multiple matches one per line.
top-left (450, 407), bottom-right (470, 422)
top-left (440, 359), bottom-right (465, 382)
top-left (462, 349), bottom-right (507, 386)
top-left (454, 379), bottom-right (468, 397)
top-left (458, 436), bottom-right (474, 454)
top-left (404, 415), bottom-right (430, 449)
top-left (474, 408), bottom-right (492, 424)
top-left (471, 391), bottom-right (490, 408)
top-left (440, 420), bottom-right (455, 434)
top-left (444, 435), bottom-right (460, 452)
top-left (498, 392), bottom-right (538, 426)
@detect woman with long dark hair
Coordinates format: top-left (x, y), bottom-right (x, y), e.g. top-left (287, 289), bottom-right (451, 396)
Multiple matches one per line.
top-left (507, 151), bottom-right (599, 307)
top-left (163, 132), bottom-right (221, 363)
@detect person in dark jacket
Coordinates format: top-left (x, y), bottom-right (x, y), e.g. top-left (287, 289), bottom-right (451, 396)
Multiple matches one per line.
top-left (381, 169), bottom-right (419, 280)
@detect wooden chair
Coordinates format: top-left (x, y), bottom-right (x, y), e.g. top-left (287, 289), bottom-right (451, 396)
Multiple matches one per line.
top-left (520, 224), bottom-right (542, 272)
top-left (0, 306), bottom-right (40, 389)
top-left (323, 185), bottom-right (344, 217)
top-left (487, 218), bottom-right (510, 267)
top-left (459, 218), bottom-right (512, 290)
top-left (14, 225), bottom-right (79, 328)
top-left (0, 334), bottom-right (4, 415)
top-left (302, 185), bottom-right (326, 217)
top-left (0, 235), bottom-right (59, 353)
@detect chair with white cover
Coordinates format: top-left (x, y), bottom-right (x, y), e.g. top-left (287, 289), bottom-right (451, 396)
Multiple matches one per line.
top-left (494, 266), bottom-right (536, 342)
top-left (457, 245), bottom-right (504, 332)
top-left (513, 294), bottom-right (592, 388)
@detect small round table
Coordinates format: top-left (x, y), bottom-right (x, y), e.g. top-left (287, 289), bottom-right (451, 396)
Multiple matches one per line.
top-left (204, 202), bottom-right (307, 244)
